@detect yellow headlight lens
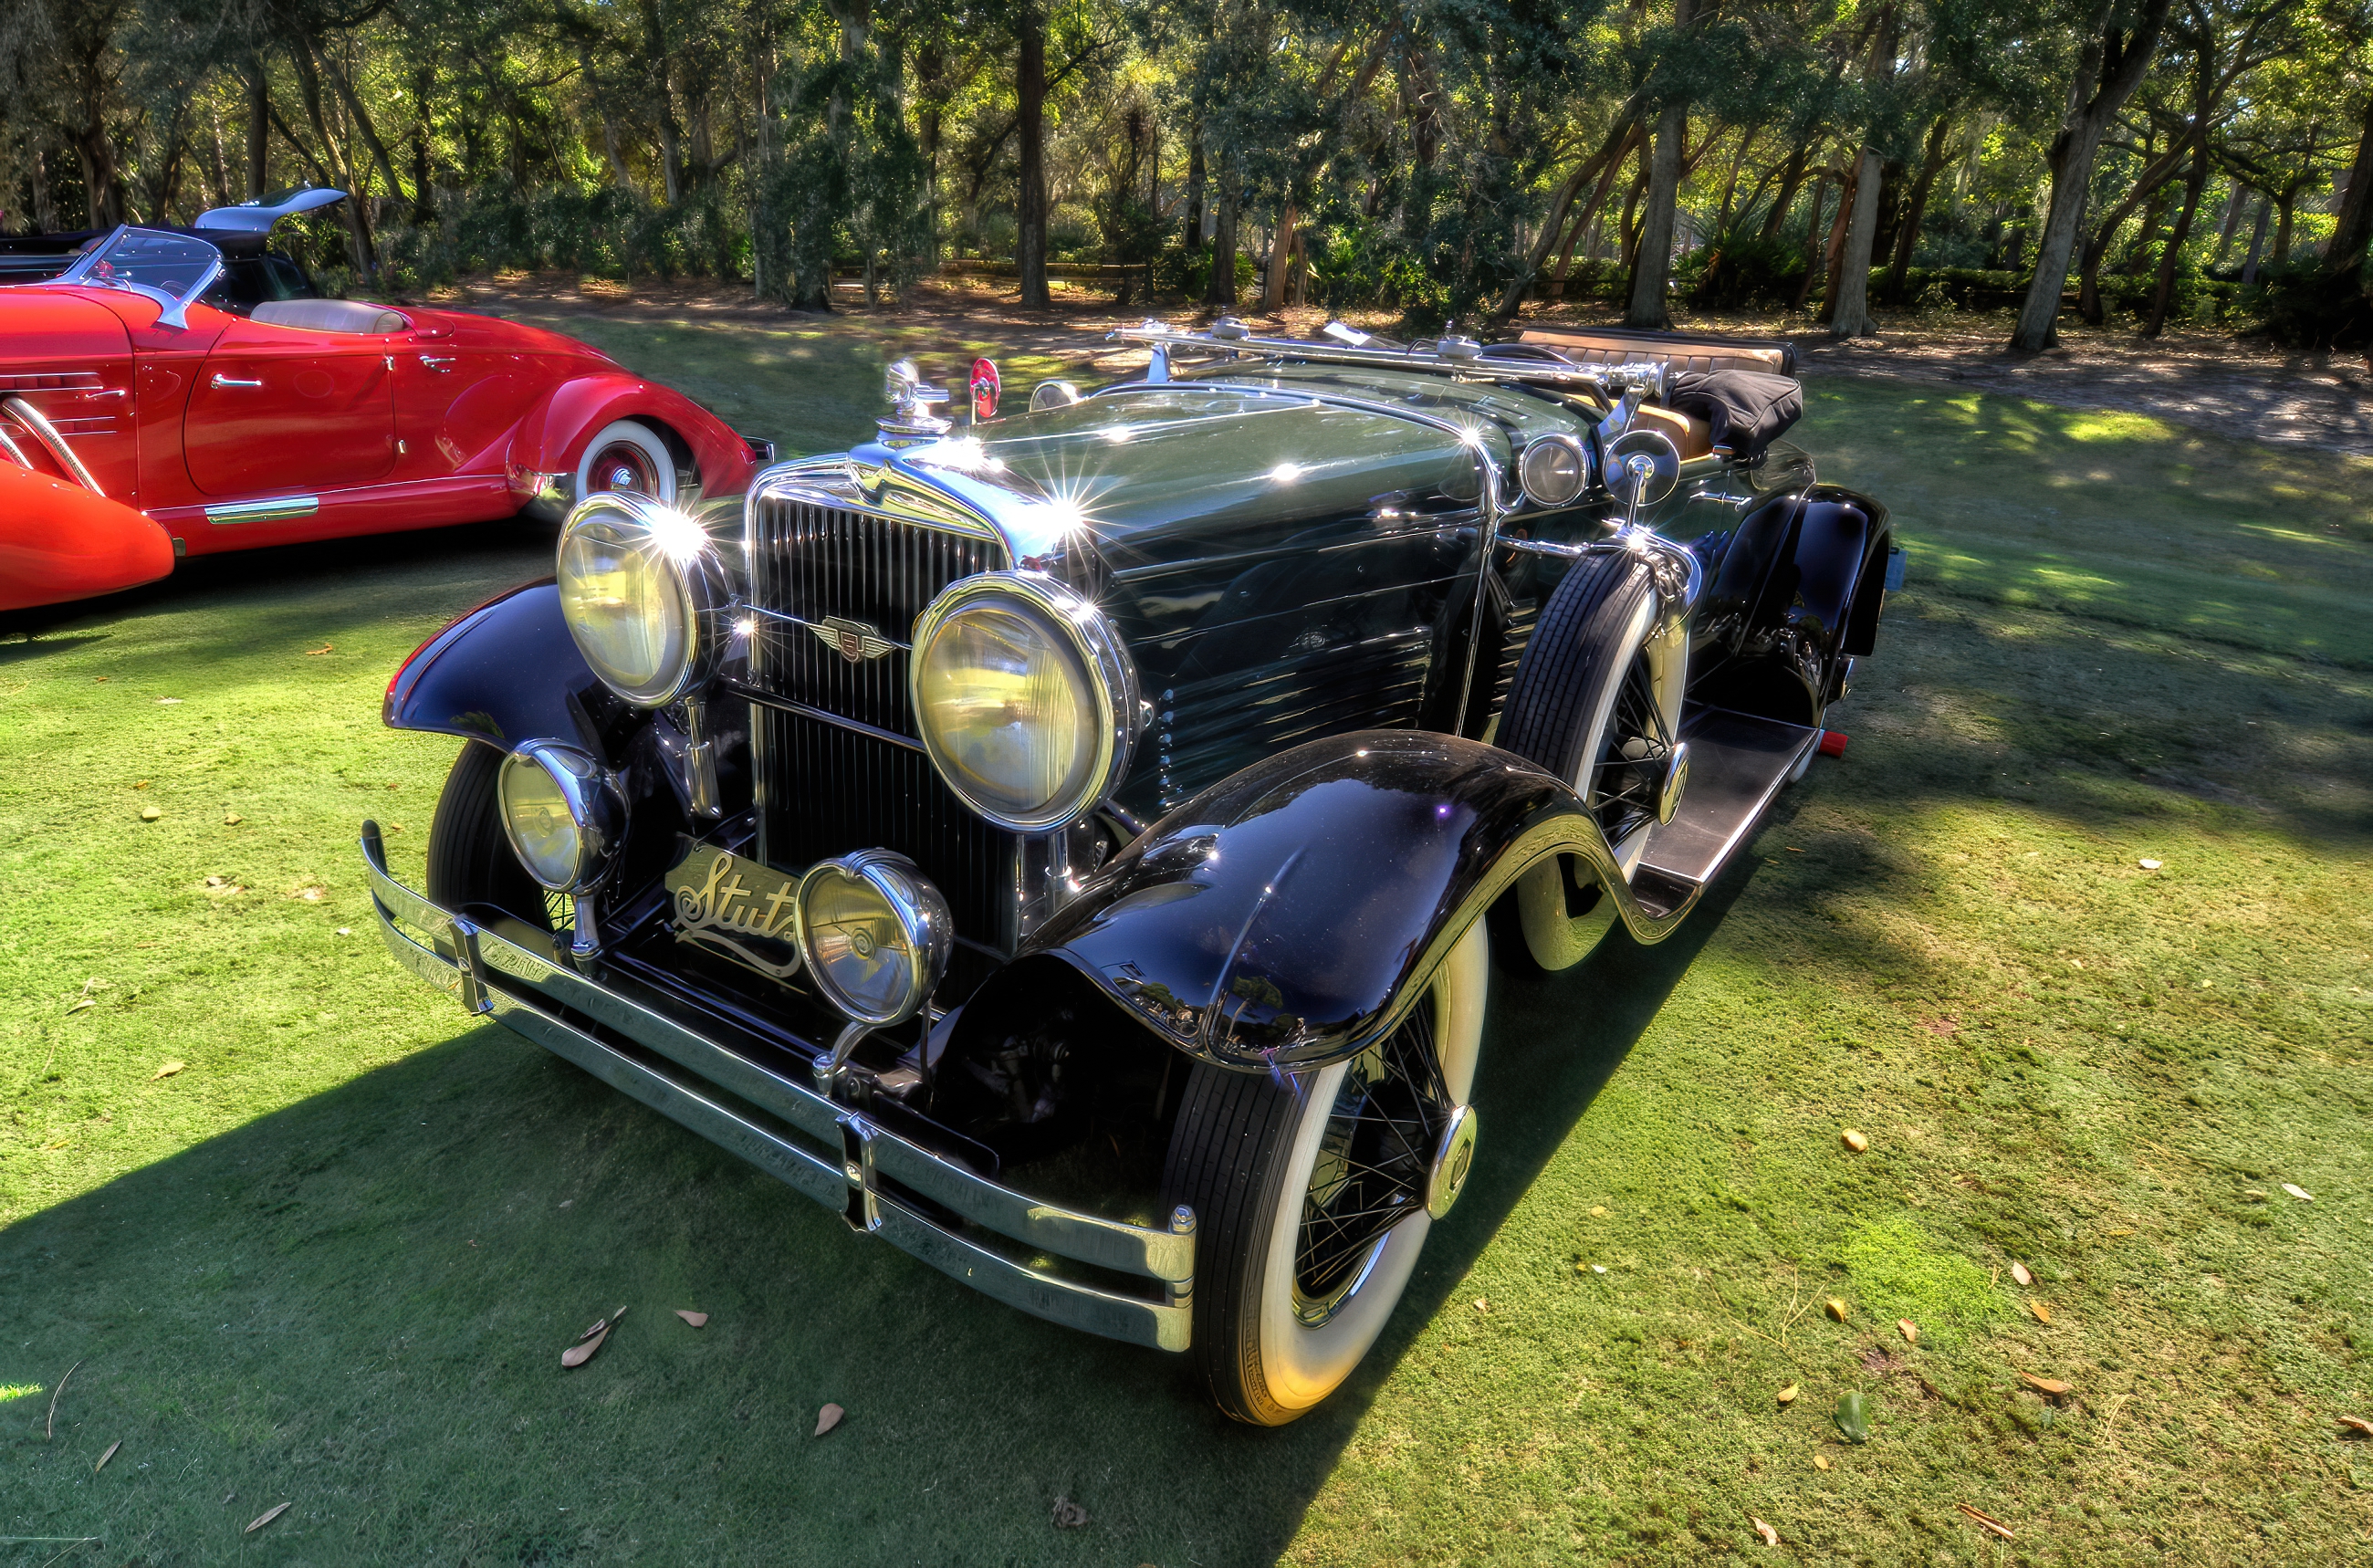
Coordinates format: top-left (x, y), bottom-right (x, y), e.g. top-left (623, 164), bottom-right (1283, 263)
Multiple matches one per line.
top-left (557, 515), bottom-right (692, 705)
top-left (498, 752), bottom-right (583, 889)
top-left (914, 597), bottom-right (1098, 828)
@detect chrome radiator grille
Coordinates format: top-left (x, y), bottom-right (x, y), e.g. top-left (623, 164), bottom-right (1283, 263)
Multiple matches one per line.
top-left (745, 491), bottom-right (1016, 944)
top-left (746, 496), bottom-right (1006, 734)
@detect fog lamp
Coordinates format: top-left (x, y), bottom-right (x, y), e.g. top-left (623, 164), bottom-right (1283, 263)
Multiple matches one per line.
top-left (497, 740), bottom-right (628, 894)
top-left (793, 850), bottom-right (953, 1027)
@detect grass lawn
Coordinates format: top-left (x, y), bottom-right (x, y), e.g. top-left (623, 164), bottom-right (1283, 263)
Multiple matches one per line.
top-left (3, 309), bottom-right (2369, 1565)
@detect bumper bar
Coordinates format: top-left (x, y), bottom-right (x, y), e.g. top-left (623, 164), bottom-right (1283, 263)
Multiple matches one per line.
top-left (360, 822), bottom-right (1193, 1352)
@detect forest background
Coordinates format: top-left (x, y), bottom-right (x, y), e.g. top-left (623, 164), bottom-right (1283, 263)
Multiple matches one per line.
top-left (1, 0), bottom-right (2369, 358)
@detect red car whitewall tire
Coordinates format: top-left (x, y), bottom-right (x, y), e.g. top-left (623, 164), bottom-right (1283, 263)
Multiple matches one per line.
top-left (575, 420), bottom-right (678, 507)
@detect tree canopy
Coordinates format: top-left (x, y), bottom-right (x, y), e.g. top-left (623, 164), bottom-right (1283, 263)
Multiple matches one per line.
top-left (2, 0), bottom-right (2366, 344)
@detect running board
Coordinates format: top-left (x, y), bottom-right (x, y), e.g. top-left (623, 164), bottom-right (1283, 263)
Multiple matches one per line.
top-left (1637, 706), bottom-right (1821, 889)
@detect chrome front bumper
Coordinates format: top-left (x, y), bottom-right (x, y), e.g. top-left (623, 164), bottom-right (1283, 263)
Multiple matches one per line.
top-left (360, 822), bottom-right (1193, 1351)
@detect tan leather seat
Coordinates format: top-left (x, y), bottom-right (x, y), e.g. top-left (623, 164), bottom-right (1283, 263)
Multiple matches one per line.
top-left (1518, 327), bottom-right (1793, 379)
top-left (1631, 404), bottom-right (1714, 459)
top-left (251, 298), bottom-right (407, 334)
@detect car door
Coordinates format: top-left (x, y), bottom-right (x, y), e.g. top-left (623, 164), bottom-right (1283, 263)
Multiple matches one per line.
top-left (392, 315), bottom-right (543, 477)
top-left (183, 313), bottom-right (397, 496)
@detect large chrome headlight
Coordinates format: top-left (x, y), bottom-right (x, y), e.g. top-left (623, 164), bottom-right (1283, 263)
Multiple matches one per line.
top-left (909, 571), bottom-right (1140, 832)
top-left (556, 493), bottom-right (730, 706)
top-left (794, 851), bottom-right (953, 1026)
top-left (498, 740), bottom-right (628, 894)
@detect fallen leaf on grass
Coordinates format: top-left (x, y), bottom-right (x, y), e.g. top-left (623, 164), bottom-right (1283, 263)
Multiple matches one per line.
top-left (675, 1310), bottom-right (708, 1328)
top-left (223, 813), bottom-right (243, 826)
top-left (65, 999), bottom-right (95, 1016)
top-left (1473, 1297), bottom-right (1489, 1314)
top-left (2138, 859), bottom-right (2161, 871)
top-left (2337, 1416), bottom-right (2373, 1439)
top-left (1588, 1205), bottom-right (1608, 1217)
top-left (1776, 1384), bottom-right (1799, 1405)
top-left (2019, 1373), bottom-right (2072, 1398)
top-left (155, 696), bottom-right (183, 705)
top-left (2283, 1183), bottom-right (2314, 1202)
top-left (1833, 1391), bottom-right (1871, 1444)
top-left (1955, 1502), bottom-right (2014, 1541)
top-left (1751, 1516), bottom-right (1780, 1547)
top-left (1898, 1319), bottom-right (1919, 1345)
top-left (246, 1502), bottom-right (291, 1533)
top-left (814, 1403), bottom-right (844, 1437)
top-left (1814, 1454), bottom-right (1831, 1471)
top-left (139, 806), bottom-right (162, 821)
top-left (151, 1061), bottom-right (184, 1081)
top-left (1824, 1297), bottom-right (1850, 1322)
top-left (561, 1324), bottom-right (612, 1368)
top-left (96, 1439), bottom-right (120, 1471)
top-left (1051, 1496), bottom-right (1089, 1529)
top-left (336, 927), bottom-right (352, 936)
top-left (1841, 1128), bottom-right (1869, 1153)
top-left (305, 644), bottom-right (333, 656)
top-left (2011, 1261), bottom-right (2033, 1287)
top-left (2028, 1300), bottom-right (2052, 1324)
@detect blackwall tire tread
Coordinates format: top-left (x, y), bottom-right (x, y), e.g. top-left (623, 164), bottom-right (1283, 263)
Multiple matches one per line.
top-left (1489, 554), bottom-right (1657, 977)
top-left (425, 739), bottom-right (549, 929)
top-left (1162, 1061), bottom-right (1304, 1426)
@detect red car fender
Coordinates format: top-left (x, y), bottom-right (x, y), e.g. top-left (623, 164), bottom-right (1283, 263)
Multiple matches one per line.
top-left (503, 374), bottom-right (756, 507)
top-left (0, 464), bottom-right (176, 612)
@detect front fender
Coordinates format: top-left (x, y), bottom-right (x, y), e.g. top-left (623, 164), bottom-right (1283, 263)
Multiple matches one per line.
top-left (0, 462), bottom-right (175, 612)
top-left (1688, 483), bottom-right (1889, 722)
top-left (977, 730), bottom-right (1702, 1075)
top-left (503, 374), bottom-right (757, 507)
top-left (382, 580), bottom-right (601, 750)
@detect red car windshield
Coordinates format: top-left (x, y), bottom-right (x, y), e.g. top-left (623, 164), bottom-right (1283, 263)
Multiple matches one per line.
top-left (50, 226), bottom-right (224, 324)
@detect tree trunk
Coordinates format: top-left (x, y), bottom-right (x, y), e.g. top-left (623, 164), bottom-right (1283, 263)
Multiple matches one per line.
top-left (1262, 200), bottom-right (1296, 310)
top-left (1761, 140), bottom-right (1812, 240)
top-left (1792, 173), bottom-right (1830, 308)
top-left (2324, 92), bottom-right (2373, 283)
top-left (1016, 3), bottom-right (1051, 309)
top-left (1885, 115), bottom-right (1951, 302)
top-left (28, 148), bottom-right (57, 231)
top-left (2272, 189), bottom-right (2295, 262)
top-left (2208, 180), bottom-right (2244, 267)
top-left (2240, 192), bottom-right (2268, 285)
top-left (2010, 0), bottom-right (2176, 350)
top-left (1205, 161), bottom-right (1239, 306)
top-left (1815, 157), bottom-right (1856, 320)
top-left (246, 68), bottom-right (270, 199)
top-left (2076, 141), bottom-right (2186, 323)
top-left (1183, 113), bottom-right (1206, 250)
top-left (1828, 147), bottom-right (1884, 336)
top-left (1626, 100), bottom-right (1684, 329)
top-left (1490, 100), bottom-right (1644, 319)
top-left (2142, 138), bottom-right (2208, 336)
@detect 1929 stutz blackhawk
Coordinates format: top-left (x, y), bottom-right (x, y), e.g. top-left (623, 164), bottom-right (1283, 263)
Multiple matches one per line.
top-left (362, 318), bottom-right (1894, 1425)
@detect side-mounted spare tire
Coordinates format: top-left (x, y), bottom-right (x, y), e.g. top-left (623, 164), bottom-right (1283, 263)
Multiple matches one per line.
top-left (1490, 550), bottom-right (1686, 973)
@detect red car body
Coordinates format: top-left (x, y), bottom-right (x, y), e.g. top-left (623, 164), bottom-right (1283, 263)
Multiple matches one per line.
top-left (1, 231), bottom-right (759, 613)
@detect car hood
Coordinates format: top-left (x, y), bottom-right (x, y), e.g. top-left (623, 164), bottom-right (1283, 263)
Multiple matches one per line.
top-left (0, 287), bottom-right (134, 365)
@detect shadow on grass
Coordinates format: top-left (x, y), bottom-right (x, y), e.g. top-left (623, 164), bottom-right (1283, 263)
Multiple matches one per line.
top-left (0, 867), bottom-right (1742, 1565)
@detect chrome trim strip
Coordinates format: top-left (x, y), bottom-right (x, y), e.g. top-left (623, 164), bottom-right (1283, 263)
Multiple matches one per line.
top-left (204, 495), bottom-right (319, 525)
top-left (1112, 320), bottom-right (1670, 401)
top-left (2, 395), bottom-right (103, 494)
top-left (725, 685), bottom-right (928, 754)
top-left (360, 821), bottom-right (1193, 1351)
top-left (0, 423), bottom-right (30, 471)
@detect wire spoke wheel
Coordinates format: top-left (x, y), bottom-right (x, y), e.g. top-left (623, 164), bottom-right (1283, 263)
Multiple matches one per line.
top-left (1586, 648), bottom-right (1675, 846)
top-left (1163, 919), bottom-right (1489, 1425)
top-left (1293, 1008), bottom-right (1448, 1322)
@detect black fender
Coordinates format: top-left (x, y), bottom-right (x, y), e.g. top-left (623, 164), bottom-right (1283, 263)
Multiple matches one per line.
top-left (383, 580), bottom-right (600, 750)
top-left (955, 730), bottom-right (1703, 1078)
top-left (1687, 484), bottom-right (1890, 722)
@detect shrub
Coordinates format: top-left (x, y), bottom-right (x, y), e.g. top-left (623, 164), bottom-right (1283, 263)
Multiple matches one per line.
top-left (1691, 235), bottom-right (1804, 308)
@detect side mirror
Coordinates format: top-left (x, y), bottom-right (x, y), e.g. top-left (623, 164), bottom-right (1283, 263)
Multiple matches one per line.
top-left (969, 357), bottom-right (1000, 422)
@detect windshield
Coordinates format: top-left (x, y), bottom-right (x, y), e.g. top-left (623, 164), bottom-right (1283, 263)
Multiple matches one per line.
top-left (49, 226), bottom-right (224, 322)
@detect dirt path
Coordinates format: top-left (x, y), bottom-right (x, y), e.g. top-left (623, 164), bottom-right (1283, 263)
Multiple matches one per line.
top-left (435, 273), bottom-right (2372, 461)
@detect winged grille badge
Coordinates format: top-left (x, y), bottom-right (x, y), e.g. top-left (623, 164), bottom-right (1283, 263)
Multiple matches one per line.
top-left (811, 616), bottom-right (894, 663)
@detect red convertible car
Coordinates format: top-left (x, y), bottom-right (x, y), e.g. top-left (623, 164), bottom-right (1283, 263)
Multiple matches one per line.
top-left (1, 197), bottom-right (767, 613)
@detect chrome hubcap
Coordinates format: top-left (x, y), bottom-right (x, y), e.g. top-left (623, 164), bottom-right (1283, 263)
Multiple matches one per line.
top-left (1426, 1103), bottom-right (1478, 1218)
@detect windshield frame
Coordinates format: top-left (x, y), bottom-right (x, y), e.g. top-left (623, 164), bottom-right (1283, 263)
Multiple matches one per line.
top-left (47, 225), bottom-right (225, 329)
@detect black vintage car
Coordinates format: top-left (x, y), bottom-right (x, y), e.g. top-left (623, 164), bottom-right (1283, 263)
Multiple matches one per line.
top-left (362, 319), bottom-right (1893, 1425)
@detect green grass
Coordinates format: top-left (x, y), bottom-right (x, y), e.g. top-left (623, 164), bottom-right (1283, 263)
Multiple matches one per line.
top-left (4, 331), bottom-right (2370, 1564)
